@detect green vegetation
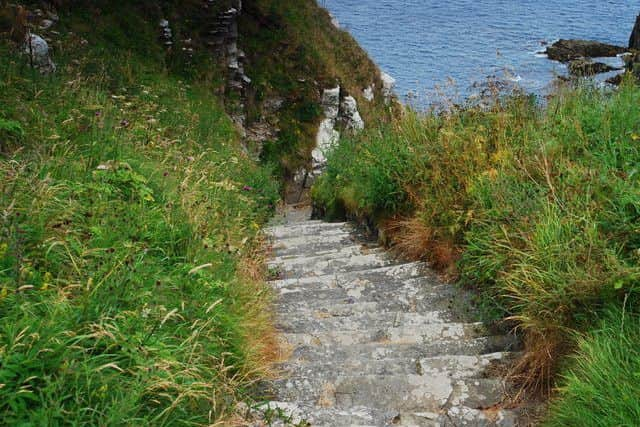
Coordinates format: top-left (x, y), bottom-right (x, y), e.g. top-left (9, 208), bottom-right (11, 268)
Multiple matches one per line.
top-left (547, 305), bottom-right (640, 426)
top-left (240, 0), bottom-right (392, 179)
top-left (0, 4), bottom-right (279, 426)
top-left (313, 82), bottom-right (640, 418)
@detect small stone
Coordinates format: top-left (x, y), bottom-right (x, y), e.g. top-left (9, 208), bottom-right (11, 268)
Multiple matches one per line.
top-left (23, 34), bottom-right (56, 74)
top-left (40, 19), bottom-right (54, 30)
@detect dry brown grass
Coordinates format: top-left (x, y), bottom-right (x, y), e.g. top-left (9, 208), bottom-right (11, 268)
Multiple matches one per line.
top-left (509, 330), bottom-right (567, 398)
top-left (381, 216), bottom-right (461, 278)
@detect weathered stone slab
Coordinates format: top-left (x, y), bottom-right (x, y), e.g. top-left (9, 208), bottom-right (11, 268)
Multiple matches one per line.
top-left (259, 208), bottom-right (521, 426)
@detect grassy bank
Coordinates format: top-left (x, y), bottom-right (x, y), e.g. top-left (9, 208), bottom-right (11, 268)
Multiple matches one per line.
top-left (0, 5), bottom-right (279, 426)
top-left (240, 0), bottom-right (392, 180)
top-left (313, 82), bottom-right (640, 420)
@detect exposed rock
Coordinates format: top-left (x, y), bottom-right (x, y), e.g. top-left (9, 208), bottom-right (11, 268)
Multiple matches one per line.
top-left (624, 51), bottom-right (640, 79)
top-left (363, 85), bottom-right (374, 102)
top-left (40, 19), bottom-right (54, 30)
top-left (328, 12), bottom-right (340, 29)
top-left (159, 19), bottom-right (173, 46)
top-left (312, 118), bottom-right (340, 170)
top-left (568, 59), bottom-right (620, 76)
top-left (263, 97), bottom-right (284, 114)
top-left (321, 86), bottom-right (340, 119)
top-left (23, 34), bottom-right (55, 73)
top-left (605, 73), bottom-right (626, 86)
top-left (546, 39), bottom-right (626, 62)
top-left (380, 71), bottom-right (396, 104)
top-left (630, 14), bottom-right (640, 50)
top-left (341, 96), bottom-right (364, 131)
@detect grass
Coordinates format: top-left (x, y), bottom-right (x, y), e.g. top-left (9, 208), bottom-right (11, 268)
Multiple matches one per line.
top-left (0, 4), bottom-right (280, 425)
top-left (546, 304), bottom-right (640, 426)
top-left (312, 80), bottom-right (640, 414)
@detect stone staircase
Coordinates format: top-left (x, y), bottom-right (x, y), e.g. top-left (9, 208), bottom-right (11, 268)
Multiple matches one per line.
top-left (259, 206), bottom-right (522, 426)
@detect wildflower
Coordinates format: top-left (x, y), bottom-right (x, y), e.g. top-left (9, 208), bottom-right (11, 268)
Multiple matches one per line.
top-left (163, 171), bottom-right (169, 177)
top-left (243, 185), bottom-right (253, 191)
top-left (120, 119), bottom-right (130, 128)
top-left (95, 111), bottom-right (102, 117)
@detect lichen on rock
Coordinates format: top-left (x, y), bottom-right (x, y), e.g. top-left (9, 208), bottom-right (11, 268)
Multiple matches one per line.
top-left (23, 33), bottom-right (55, 74)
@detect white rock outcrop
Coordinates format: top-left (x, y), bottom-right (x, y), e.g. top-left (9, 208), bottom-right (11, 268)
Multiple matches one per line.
top-left (295, 86), bottom-right (366, 189)
top-left (23, 34), bottom-right (55, 74)
top-left (363, 85), bottom-right (374, 102)
top-left (321, 86), bottom-right (340, 119)
top-left (341, 96), bottom-right (364, 131)
top-left (310, 86), bottom-right (341, 176)
top-left (328, 12), bottom-right (340, 29)
top-left (380, 71), bottom-right (396, 104)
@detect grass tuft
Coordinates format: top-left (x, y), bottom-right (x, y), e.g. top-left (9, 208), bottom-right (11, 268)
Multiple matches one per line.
top-left (545, 305), bottom-right (640, 426)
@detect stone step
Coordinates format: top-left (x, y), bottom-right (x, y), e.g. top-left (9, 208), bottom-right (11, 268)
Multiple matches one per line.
top-left (275, 277), bottom-right (454, 307)
top-left (271, 252), bottom-right (399, 278)
top-left (280, 321), bottom-right (491, 348)
top-left (266, 221), bottom-right (350, 239)
top-left (270, 244), bottom-right (384, 265)
top-left (253, 402), bottom-right (518, 427)
top-left (277, 351), bottom-right (515, 379)
top-left (269, 374), bottom-right (508, 413)
top-left (287, 335), bottom-right (521, 365)
top-left (275, 296), bottom-right (459, 319)
top-left (270, 232), bottom-right (358, 253)
top-left (270, 261), bottom-right (426, 289)
top-left (400, 407), bottom-right (519, 427)
top-left (275, 309), bottom-right (459, 334)
top-left (252, 402), bottom-right (385, 427)
top-left (274, 238), bottom-right (379, 258)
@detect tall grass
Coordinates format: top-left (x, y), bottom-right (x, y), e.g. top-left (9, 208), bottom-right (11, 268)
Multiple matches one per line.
top-left (546, 305), bottom-right (640, 426)
top-left (313, 82), bottom-right (640, 404)
top-left (0, 7), bottom-right (279, 425)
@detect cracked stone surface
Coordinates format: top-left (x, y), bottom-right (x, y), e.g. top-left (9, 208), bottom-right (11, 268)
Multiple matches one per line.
top-left (259, 206), bottom-right (522, 426)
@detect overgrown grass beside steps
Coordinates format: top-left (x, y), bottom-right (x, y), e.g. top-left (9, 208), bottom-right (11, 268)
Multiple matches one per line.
top-left (313, 81), bottom-right (640, 422)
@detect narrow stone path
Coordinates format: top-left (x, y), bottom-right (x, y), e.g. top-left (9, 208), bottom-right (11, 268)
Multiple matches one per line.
top-left (261, 206), bottom-right (522, 426)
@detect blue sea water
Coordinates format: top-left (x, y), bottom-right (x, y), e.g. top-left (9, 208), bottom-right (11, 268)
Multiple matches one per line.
top-left (320, 0), bottom-right (639, 106)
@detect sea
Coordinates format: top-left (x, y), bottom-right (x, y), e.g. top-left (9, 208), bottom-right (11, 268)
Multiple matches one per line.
top-left (320, 0), bottom-right (639, 107)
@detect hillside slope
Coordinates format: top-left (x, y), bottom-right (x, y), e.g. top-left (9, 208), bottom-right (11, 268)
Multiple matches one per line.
top-left (0, 0), bottom-right (396, 424)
